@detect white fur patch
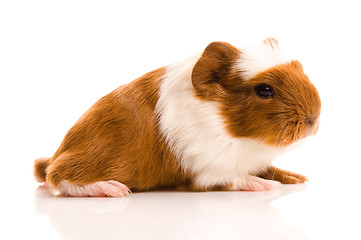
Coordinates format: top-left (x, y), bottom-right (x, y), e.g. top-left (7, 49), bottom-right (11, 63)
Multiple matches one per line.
top-left (235, 41), bottom-right (289, 80)
top-left (155, 54), bottom-right (286, 189)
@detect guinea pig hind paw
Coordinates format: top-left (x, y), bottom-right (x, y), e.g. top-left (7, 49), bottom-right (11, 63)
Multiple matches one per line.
top-left (58, 180), bottom-right (131, 197)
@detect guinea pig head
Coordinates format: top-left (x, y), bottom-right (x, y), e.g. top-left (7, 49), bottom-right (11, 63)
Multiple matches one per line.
top-left (191, 38), bottom-right (321, 147)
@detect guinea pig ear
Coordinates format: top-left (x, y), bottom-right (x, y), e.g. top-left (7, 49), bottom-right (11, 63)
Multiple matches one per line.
top-left (263, 37), bottom-right (280, 50)
top-left (191, 41), bottom-right (240, 101)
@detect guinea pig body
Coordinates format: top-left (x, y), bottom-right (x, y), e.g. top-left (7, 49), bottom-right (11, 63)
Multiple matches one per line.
top-left (34, 38), bottom-right (320, 197)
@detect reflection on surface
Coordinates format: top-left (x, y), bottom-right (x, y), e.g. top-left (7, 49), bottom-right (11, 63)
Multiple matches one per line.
top-left (34, 185), bottom-right (310, 240)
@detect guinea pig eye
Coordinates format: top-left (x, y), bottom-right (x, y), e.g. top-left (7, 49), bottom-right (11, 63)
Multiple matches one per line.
top-left (254, 83), bottom-right (274, 98)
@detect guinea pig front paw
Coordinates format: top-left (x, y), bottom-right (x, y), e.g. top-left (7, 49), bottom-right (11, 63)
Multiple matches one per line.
top-left (258, 166), bottom-right (308, 184)
top-left (231, 176), bottom-right (281, 192)
top-left (58, 180), bottom-right (131, 197)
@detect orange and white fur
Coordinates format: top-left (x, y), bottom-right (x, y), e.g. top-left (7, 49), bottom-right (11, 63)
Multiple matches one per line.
top-left (34, 38), bottom-right (320, 197)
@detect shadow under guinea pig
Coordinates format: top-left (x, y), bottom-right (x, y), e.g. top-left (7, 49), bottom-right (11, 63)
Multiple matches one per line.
top-left (34, 185), bottom-right (310, 240)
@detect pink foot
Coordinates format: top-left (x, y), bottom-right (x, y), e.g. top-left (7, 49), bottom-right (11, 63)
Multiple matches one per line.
top-left (58, 180), bottom-right (131, 197)
top-left (232, 176), bottom-right (280, 191)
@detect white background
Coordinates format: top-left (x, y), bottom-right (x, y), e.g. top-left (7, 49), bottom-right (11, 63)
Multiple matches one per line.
top-left (1, 1), bottom-right (360, 239)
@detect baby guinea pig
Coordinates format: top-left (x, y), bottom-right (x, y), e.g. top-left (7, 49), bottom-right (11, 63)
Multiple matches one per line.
top-left (34, 38), bottom-right (321, 197)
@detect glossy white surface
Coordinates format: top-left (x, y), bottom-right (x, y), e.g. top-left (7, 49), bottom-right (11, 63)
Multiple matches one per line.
top-left (32, 185), bottom-right (323, 240)
top-left (1, 1), bottom-right (361, 239)
top-left (3, 174), bottom-right (361, 240)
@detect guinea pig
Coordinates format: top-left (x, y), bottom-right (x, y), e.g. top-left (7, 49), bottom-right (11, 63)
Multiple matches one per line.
top-left (33, 38), bottom-right (321, 197)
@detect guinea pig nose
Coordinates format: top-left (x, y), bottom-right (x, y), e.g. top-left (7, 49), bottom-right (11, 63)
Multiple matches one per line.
top-left (305, 117), bottom-right (316, 126)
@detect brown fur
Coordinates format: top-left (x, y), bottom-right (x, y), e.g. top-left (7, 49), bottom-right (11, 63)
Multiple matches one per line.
top-left (258, 166), bottom-right (308, 184)
top-left (192, 41), bottom-right (321, 147)
top-left (38, 67), bottom-right (192, 192)
top-left (221, 61), bottom-right (321, 146)
top-left (192, 41), bottom-right (241, 101)
top-left (33, 157), bottom-right (50, 183)
top-left (190, 40), bottom-right (320, 189)
top-left (34, 40), bottom-right (320, 194)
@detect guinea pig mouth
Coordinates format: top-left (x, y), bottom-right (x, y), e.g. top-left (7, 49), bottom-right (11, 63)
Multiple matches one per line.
top-left (308, 122), bottom-right (320, 137)
top-left (302, 117), bottom-right (320, 137)
top-left (275, 120), bottom-right (319, 146)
